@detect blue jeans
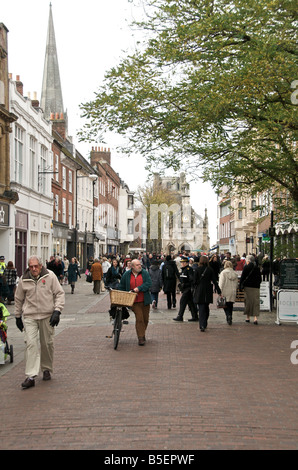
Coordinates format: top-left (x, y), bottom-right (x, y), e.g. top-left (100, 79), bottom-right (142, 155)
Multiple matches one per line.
top-left (151, 292), bottom-right (159, 307)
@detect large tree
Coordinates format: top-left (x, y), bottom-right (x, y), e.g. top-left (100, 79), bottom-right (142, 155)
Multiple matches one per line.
top-left (79, 0), bottom-right (298, 217)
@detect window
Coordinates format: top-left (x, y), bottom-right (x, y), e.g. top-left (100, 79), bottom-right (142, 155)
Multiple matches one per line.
top-left (30, 232), bottom-right (38, 256)
top-left (62, 198), bottom-right (66, 224)
top-left (29, 136), bottom-right (37, 190)
top-left (54, 194), bottom-right (59, 221)
top-left (128, 219), bottom-right (133, 234)
top-left (62, 167), bottom-right (66, 190)
top-left (55, 154), bottom-right (59, 182)
top-left (14, 125), bottom-right (24, 183)
top-left (41, 233), bottom-right (49, 264)
top-left (68, 170), bottom-right (72, 193)
top-left (68, 200), bottom-right (72, 227)
top-left (128, 195), bottom-right (134, 210)
top-left (40, 146), bottom-right (47, 194)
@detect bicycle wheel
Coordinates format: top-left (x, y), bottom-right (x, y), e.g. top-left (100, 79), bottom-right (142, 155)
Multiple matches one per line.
top-left (113, 308), bottom-right (122, 350)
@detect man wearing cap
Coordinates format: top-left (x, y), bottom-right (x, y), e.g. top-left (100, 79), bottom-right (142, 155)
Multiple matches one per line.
top-left (173, 256), bottom-right (198, 322)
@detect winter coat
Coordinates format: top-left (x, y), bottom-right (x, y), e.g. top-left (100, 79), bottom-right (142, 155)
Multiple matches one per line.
top-left (119, 268), bottom-right (152, 306)
top-left (105, 265), bottom-right (123, 288)
top-left (240, 263), bottom-right (261, 289)
top-left (218, 267), bottom-right (239, 302)
top-left (149, 265), bottom-right (163, 293)
top-left (193, 265), bottom-right (221, 304)
top-left (68, 262), bottom-right (81, 283)
top-left (15, 267), bottom-right (65, 320)
top-left (90, 261), bottom-right (103, 281)
top-left (162, 260), bottom-right (179, 293)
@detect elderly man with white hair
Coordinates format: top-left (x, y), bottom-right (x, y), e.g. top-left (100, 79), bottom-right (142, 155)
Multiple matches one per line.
top-left (14, 256), bottom-right (65, 389)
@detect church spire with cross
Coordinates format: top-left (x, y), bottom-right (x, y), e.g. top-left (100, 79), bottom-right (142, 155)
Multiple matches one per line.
top-left (40, 3), bottom-right (67, 136)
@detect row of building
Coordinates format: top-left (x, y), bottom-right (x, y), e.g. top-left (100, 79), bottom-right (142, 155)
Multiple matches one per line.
top-left (0, 8), bottom-right (210, 276)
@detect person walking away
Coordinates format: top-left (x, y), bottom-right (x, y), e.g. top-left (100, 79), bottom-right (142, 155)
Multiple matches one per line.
top-left (209, 254), bottom-right (222, 282)
top-left (3, 261), bottom-right (17, 304)
top-left (14, 256), bottom-right (65, 389)
top-left (193, 255), bottom-right (221, 332)
top-left (218, 261), bottom-right (238, 325)
top-left (47, 256), bottom-right (64, 284)
top-left (119, 259), bottom-right (152, 346)
top-left (261, 255), bottom-right (270, 281)
top-left (68, 257), bottom-right (81, 294)
top-left (240, 255), bottom-right (262, 324)
top-left (173, 256), bottom-right (198, 322)
top-left (90, 258), bottom-right (103, 294)
top-left (149, 260), bottom-right (163, 308)
top-left (162, 255), bottom-right (180, 309)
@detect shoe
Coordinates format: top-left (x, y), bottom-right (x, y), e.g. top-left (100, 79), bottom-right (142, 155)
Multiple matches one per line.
top-left (43, 370), bottom-right (51, 381)
top-left (227, 315), bottom-right (232, 325)
top-left (200, 327), bottom-right (205, 332)
top-left (188, 318), bottom-right (199, 322)
top-left (21, 377), bottom-right (35, 389)
top-left (152, 300), bottom-right (156, 309)
top-left (173, 316), bottom-right (183, 322)
top-left (138, 337), bottom-right (145, 346)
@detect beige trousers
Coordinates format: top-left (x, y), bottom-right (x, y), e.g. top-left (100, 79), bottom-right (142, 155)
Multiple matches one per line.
top-left (23, 317), bottom-right (55, 377)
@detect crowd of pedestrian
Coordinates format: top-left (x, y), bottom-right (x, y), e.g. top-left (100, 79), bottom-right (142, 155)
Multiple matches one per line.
top-left (0, 249), bottom-right (288, 390)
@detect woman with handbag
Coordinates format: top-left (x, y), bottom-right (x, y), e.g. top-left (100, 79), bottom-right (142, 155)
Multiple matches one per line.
top-left (218, 261), bottom-right (239, 325)
top-left (240, 255), bottom-right (262, 324)
top-left (193, 255), bottom-right (221, 332)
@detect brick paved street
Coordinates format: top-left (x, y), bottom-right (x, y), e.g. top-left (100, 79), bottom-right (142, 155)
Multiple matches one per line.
top-left (1, 278), bottom-right (297, 450)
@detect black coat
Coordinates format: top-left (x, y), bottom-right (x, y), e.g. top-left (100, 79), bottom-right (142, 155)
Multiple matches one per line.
top-left (193, 265), bottom-right (221, 304)
top-left (240, 263), bottom-right (261, 289)
top-left (162, 260), bottom-right (179, 293)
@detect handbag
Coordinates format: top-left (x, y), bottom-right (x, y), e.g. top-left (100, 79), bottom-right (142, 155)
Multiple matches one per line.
top-left (217, 295), bottom-right (227, 308)
top-left (86, 272), bottom-right (93, 283)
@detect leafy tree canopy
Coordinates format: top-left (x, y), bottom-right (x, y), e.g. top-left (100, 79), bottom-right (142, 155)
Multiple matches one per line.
top-left (79, 0), bottom-right (298, 214)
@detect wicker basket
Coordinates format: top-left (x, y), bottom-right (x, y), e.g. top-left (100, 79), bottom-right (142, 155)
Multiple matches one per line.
top-left (109, 289), bottom-right (137, 307)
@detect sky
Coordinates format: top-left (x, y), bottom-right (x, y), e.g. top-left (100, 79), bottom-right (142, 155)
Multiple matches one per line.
top-left (2, 0), bottom-right (218, 246)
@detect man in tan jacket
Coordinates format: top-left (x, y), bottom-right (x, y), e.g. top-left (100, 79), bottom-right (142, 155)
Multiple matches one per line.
top-left (15, 256), bottom-right (65, 389)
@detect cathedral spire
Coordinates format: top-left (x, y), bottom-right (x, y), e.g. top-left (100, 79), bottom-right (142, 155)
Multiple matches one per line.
top-left (40, 4), bottom-right (64, 122)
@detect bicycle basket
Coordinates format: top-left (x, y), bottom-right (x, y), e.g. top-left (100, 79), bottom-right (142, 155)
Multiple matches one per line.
top-left (109, 289), bottom-right (137, 307)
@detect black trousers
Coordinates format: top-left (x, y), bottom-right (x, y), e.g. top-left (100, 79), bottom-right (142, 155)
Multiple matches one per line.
top-left (166, 290), bottom-right (176, 309)
top-left (178, 289), bottom-right (197, 319)
top-left (223, 302), bottom-right (234, 319)
top-left (198, 303), bottom-right (210, 329)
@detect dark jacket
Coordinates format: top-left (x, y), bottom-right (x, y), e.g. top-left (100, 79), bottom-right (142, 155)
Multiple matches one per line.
top-left (68, 262), bottom-right (81, 283)
top-left (193, 265), bottom-right (221, 304)
top-left (162, 260), bottom-right (179, 293)
top-left (240, 263), bottom-right (261, 289)
top-left (149, 265), bottom-right (163, 293)
top-left (119, 268), bottom-right (152, 306)
top-left (178, 265), bottom-right (194, 293)
top-left (105, 265), bottom-right (123, 288)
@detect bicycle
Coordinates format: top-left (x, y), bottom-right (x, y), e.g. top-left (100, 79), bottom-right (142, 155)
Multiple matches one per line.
top-left (107, 288), bottom-right (137, 350)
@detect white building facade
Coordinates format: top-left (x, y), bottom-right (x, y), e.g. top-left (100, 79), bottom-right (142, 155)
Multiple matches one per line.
top-left (9, 77), bottom-right (53, 274)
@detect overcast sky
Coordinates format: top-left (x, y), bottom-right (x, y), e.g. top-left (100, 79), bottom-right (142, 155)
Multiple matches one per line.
top-left (2, 0), bottom-right (218, 246)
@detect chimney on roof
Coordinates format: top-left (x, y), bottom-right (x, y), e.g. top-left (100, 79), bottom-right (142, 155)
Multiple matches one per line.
top-left (90, 146), bottom-right (111, 166)
top-left (16, 75), bottom-right (23, 96)
top-left (31, 91), bottom-right (40, 108)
